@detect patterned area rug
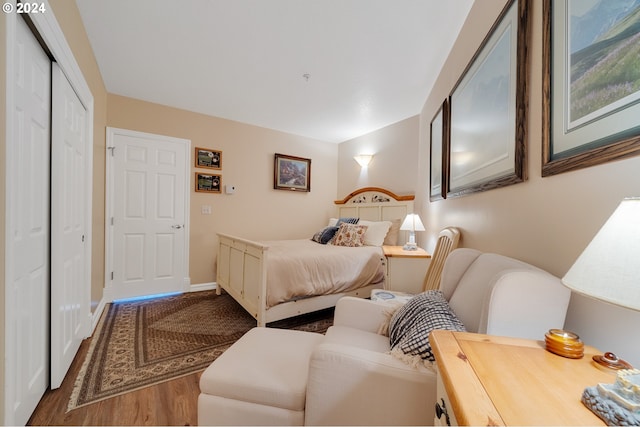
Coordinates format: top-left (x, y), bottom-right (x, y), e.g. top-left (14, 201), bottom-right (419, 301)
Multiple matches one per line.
top-left (67, 290), bottom-right (333, 411)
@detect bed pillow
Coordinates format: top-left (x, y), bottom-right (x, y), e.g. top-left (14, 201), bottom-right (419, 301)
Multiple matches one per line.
top-left (388, 290), bottom-right (466, 366)
top-left (337, 217), bottom-right (359, 225)
top-left (311, 226), bottom-right (339, 244)
top-left (330, 223), bottom-right (368, 247)
top-left (383, 218), bottom-right (402, 245)
top-left (358, 220), bottom-right (392, 246)
top-left (328, 217), bottom-right (360, 227)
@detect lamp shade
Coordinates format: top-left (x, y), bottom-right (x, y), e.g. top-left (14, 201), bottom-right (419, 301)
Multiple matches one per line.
top-left (562, 198), bottom-right (640, 311)
top-left (400, 214), bottom-right (425, 232)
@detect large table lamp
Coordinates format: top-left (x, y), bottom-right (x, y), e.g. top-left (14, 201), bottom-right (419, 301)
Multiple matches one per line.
top-left (561, 198), bottom-right (640, 426)
top-left (562, 197), bottom-right (640, 311)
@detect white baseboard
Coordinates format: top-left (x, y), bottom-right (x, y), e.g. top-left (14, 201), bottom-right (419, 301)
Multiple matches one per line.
top-left (89, 297), bottom-right (107, 336)
top-left (190, 282), bottom-right (217, 292)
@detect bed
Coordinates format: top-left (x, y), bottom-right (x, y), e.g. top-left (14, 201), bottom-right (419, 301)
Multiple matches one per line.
top-left (215, 187), bottom-right (415, 326)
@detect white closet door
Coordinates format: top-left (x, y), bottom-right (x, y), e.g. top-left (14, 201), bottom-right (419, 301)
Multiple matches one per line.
top-left (6, 17), bottom-right (51, 426)
top-left (50, 62), bottom-right (89, 389)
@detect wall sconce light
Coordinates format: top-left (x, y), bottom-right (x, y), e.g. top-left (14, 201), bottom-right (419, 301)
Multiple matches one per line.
top-left (354, 154), bottom-right (373, 167)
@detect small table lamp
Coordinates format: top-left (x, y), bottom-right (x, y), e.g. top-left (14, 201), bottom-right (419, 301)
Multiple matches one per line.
top-left (400, 213), bottom-right (425, 251)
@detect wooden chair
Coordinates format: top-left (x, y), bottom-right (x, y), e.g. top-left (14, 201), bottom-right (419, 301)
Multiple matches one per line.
top-left (371, 227), bottom-right (461, 302)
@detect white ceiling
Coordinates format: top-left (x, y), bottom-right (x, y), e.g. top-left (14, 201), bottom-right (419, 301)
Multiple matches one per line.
top-left (75, 0), bottom-right (474, 143)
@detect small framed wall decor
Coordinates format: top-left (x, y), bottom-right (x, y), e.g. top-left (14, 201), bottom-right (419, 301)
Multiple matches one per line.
top-left (195, 172), bottom-right (221, 193)
top-left (274, 153), bottom-right (311, 192)
top-left (195, 147), bottom-right (222, 169)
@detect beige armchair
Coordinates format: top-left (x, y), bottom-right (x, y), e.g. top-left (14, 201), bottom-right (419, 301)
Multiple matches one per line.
top-left (198, 248), bottom-right (571, 425)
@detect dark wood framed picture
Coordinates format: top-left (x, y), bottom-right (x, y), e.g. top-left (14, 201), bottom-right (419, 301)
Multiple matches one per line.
top-left (195, 147), bottom-right (222, 169)
top-left (430, 99), bottom-right (449, 201)
top-left (447, 0), bottom-right (529, 198)
top-left (195, 172), bottom-right (221, 193)
top-left (542, 0), bottom-right (640, 177)
top-left (274, 153), bottom-right (311, 192)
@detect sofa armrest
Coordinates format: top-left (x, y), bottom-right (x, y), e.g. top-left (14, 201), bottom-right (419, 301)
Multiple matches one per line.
top-left (305, 342), bottom-right (436, 426)
top-left (332, 296), bottom-right (397, 333)
top-left (483, 270), bottom-right (571, 340)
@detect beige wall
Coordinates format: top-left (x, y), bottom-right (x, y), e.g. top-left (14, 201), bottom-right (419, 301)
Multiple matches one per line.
top-left (421, 0), bottom-right (640, 364)
top-left (337, 116), bottom-right (419, 198)
top-left (107, 95), bottom-right (339, 284)
top-left (49, 0), bottom-right (109, 311)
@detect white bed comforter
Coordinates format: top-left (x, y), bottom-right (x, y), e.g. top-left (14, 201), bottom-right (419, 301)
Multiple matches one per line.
top-left (262, 239), bottom-right (385, 308)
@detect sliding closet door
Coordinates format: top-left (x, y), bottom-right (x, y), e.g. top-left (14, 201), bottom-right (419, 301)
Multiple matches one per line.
top-left (50, 62), bottom-right (89, 389)
top-left (6, 16), bottom-right (51, 425)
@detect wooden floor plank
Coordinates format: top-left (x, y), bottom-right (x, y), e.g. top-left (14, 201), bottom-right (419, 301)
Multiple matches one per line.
top-left (28, 337), bottom-right (201, 426)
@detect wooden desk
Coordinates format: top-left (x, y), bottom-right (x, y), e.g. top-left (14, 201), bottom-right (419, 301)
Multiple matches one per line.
top-left (430, 330), bottom-right (616, 426)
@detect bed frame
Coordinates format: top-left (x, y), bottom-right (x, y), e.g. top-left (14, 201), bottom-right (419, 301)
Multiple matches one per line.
top-left (216, 187), bottom-right (415, 326)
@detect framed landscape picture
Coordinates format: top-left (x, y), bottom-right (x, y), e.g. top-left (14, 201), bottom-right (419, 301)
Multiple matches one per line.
top-left (274, 153), bottom-right (311, 192)
top-left (447, 0), bottom-right (529, 197)
top-left (195, 147), bottom-right (222, 169)
top-left (542, 0), bottom-right (640, 176)
top-left (195, 172), bottom-right (221, 193)
top-left (430, 99), bottom-right (448, 201)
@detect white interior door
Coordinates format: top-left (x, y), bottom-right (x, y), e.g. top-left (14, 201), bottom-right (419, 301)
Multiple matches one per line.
top-left (107, 128), bottom-right (190, 301)
top-left (6, 16), bottom-right (51, 425)
top-left (50, 62), bottom-right (89, 389)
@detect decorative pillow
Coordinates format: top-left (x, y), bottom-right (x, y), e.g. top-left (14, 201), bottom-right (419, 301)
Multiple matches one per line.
top-left (330, 223), bottom-right (368, 247)
top-left (336, 217), bottom-right (359, 225)
top-left (383, 218), bottom-right (402, 245)
top-left (358, 220), bottom-right (392, 246)
top-left (388, 290), bottom-right (466, 366)
top-left (311, 226), bottom-right (339, 244)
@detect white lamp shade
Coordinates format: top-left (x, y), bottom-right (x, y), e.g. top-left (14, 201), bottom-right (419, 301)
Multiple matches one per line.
top-left (400, 214), bottom-right (425, 232)
top-left (562, 198), bottom-right (640, 311)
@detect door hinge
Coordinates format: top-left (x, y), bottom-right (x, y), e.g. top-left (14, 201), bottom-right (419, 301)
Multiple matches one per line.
top-left (111, 217), bottom-right (114, 226)
top-left (82, 234), bottom-right (85, 242)
top-left (107, 146), bottom-right (115, 156)
top-left (111, 272), bottom-right (114, 280)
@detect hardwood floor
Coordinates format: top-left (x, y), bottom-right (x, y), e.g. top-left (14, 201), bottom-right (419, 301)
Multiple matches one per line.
top-left (28, 337), bottom-right (201, 426)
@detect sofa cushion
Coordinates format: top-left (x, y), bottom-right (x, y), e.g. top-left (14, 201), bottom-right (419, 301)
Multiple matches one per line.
top-left (389, 291), bottom-right (466, 364)
top-left (325, 325), bottom-right (391, 353)
top-left (199, 327), bottom-right (324, 411)
top-left (448, 253), bottom-right (538, 333)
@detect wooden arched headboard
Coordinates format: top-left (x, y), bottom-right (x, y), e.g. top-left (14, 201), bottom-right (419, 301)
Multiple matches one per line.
top-left (334, 187), bottom-right (415, 223)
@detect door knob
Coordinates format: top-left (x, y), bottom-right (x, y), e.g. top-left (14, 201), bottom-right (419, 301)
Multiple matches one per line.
top-left (171, 224), bottom-right (183, 229)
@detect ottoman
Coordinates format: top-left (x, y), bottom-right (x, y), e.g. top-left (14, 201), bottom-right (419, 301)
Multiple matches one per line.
top-left (198, 327), bottom-right (325, 426)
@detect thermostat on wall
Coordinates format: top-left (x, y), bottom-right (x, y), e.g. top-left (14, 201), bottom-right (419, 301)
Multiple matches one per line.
top-left (225, 185), bottom-right (236, 194)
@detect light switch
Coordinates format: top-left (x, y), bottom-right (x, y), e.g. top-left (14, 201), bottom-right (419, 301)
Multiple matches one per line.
top-left (201, 205), bottom-right (212, 215)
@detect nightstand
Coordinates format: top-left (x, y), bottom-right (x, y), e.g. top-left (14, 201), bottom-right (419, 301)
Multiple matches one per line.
top-left (430, 330), bottom-right (616, 426)
top-left (382, 245), bottom-right (431, 293)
